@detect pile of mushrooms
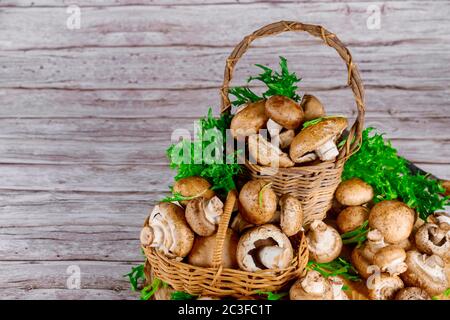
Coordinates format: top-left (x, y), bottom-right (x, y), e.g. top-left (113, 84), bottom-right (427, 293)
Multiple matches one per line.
top-left (329, 178), bottom-right (449, 300)
top-left (230, 94), bottom-right (348, 167)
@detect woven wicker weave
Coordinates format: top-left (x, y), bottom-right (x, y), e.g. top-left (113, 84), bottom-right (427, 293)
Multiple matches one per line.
top-left (221, 21), bottom-right (366, 224)
top-left (144, 190), bottom-right (309, 297)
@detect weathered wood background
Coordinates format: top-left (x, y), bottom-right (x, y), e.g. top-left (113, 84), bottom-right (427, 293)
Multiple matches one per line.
top-left (0, 0), bottom-right (449, 300)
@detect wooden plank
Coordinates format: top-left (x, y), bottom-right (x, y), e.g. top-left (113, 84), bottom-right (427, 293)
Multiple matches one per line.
top-left (1, 44), bottom-right (450, 90)
top-left (1, 88), bottom-right (449, 119)
top-left (0, 288), bottom-right (137, 300)
top-left (1, 2), bottom-right (450, 50)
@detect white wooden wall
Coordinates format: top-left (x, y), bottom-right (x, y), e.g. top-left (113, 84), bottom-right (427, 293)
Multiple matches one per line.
top-left (0, 0), bottom-right (449, 299)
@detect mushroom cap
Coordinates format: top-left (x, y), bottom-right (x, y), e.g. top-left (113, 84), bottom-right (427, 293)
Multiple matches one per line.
top-left (373, 245), bottom-right (407, 276)
top-left (369, 200), bottom-right (415, 244)
top-left (289, 270), bottom-right (333, 300)
top-left (238, 180), bottom-right (277, 225)
top-left (289, 117), bottom-right (348, 161)
top-left (335, 178), bottom-right (374, 206)
top-left (301, 94), bottom-right (326, 122)
top-left (172, 176), bottom-right (215, 206)
top-left (265, 95), bottom-right (304, 130)
top-left (236, 224), bottom-right (293, 272)
top-left (185, 197), bottom-right (217, 236)
top-left (395, 287), bottom-right (431, 300)
top-left (351, 246), bottom-right (372, 279)
top-left (248, 134), bottom-right (295, 168)
top-left (187, 228), bottom-right (239, 269)
top-left (230, 99), bottom-right (268, 138)
top-left (336, 206), bottom-right (369, 233)
top-left (140, 226), bottom-right (154, 247)
top-left (279, 129), bottom-right (295, 149)
top-left (148, 202), bottom-right (195, 258)
top-left (415, 223), bottom-right (449, 260)
top-left (279, 195), bottom-right (303, 237)
top-left (400, 250), bottom-right (448, 295)
top-left (368, 273), bottom-right (404, 300)
top-left (307, 220), bottom-right (343, 263)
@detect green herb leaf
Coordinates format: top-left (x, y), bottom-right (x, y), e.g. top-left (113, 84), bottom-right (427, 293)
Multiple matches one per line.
top-left (140, 278), bottom-right (162, 300)
top-left (343, 128), bottom-right (449, 220)
top-left (307, 258), bottom-right (361, 282)
top-left (228, 87), bottom-right (262, 107)
top-left (256, 291), bottom-right (288, 300)
top-left (341, 285), bottom-right (350, 291)
top-left (170, 291), bottom-right (197, 300)
top-left (166, 108), bottom-right (241, 196)
top-left (341, 220), bottom-right (370, 247)
top-left (124, 264), bottom-right (145, 291)
top-left (302, 115), bottom-right (347, 129)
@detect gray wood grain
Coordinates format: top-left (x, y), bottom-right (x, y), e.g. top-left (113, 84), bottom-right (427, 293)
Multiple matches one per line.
top-left (0, 0), bottom-right (449, 300)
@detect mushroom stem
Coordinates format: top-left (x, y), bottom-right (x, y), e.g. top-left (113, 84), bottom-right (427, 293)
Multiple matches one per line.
top-left (204, 196), bottom-right (223, 225)
top-left (315, 138), bottom-right (339, 161)
top-left (258, 246), bottom-right (288, 269)
top-left (267, 119), bottom-right (283, 140)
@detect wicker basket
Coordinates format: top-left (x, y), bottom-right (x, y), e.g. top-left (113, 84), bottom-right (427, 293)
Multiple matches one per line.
top-left (144, 190), bottom-right (309, 298)
top-left (221, 21), bottom-right (366, 224)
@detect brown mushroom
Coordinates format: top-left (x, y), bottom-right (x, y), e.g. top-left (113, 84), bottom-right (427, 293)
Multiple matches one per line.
top-left (289, 117), bottom-right (348, 163)
top-left (306, 220), bottom-right (342, 263)
top-left (289, 270), bottom-right (333, 300)
top-left (185, 196), bottom-right (223, 236)
top-left (373, 245), bottom-right (408, 276)
top-left (395, 287), bottom-right (431, 300)
top-left (415, 222), bottom-right (449, 260)
top-left (230, 100), bottom-right (268, 138)
top-left (248, 134), bottom-right (295, 168)
top-left (336, 206), bottom-right (369, 234)
top-left (369, 200), bottom-right (415, 244)
top-left (265, 95), bottom-right (304, 130)
top-left (351, 229), bottom-right (387, 278)
top-left (230, 213), bottom-right (254, 234)
top-left (400, 250), bottom-right (448, 296)
top-left (300, 94), bottom-right (326, 122)
top-left (172, 176), bottom-right (215, 206)
top-left (238, 180), bottom-right (277, 225)
top-left (335, 178), bottom-right (374, 206)
top-left (236, 224), bottom-right (293, 272)
top-left (279, 195), bottom-right (303, 237)
top-left (367, 273), bottom-right (404, 300)
top-left (140, 202), bottom-right (194, 259)
top-left (187, 228), bottom-right (239, 269)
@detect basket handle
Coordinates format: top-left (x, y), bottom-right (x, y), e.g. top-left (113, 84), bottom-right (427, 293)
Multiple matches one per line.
top-left (212, 189), bottom-right (237, 268)
top-left (220, 21), bottom-right (366, 157)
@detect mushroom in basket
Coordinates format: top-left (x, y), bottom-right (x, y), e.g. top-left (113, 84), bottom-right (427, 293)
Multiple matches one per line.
top-left (172, 176), bottom-right (215, 206)
top-left (248, 134), bottom-right (294, 168)
top-left (185, 196), bottom-right (223, 236)
top-left (140, 202), bottom-right (194, 259)
top-left (230, 100), bottom-right (268, 139)
top-left (238, 180), bottom-right (277, 225)
top-left (289, 117), bottom-right (348, 163)
top-left (300, 94), bottom-right (326, 122)
top-left (236, 224), bottom-right (293, 272)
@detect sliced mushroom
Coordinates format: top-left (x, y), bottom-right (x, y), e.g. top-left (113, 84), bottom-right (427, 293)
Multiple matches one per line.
top-left (336, 206), bottom-right (369, 234)
top-left (300, 94), bottom-right (326, 122)
top-left (238, 180), bottom-right (277, 225)
top-left (141, 202), bottom-right (194, 259)
top-left (369, 200), bottom-right (415, 244)
top-left (237, 224), bottom-right (293, 272)
top-left (373, 245), bottom-right (408, 276)
top-left (335, 178), bottom-right (374, 206)
top-left (289, 270), bottom-right (333, 300)
top-left (230, 99), bottom-right (268, 138)
top-left (289, 117), bottom-right (348, 163)
top-left (306, 220), bottom-right (342, 263)
top-left (400, 250), bottom-right (449, 296)
top-left (173, 176), bottom-right (215, 206)
top-left (328, 276), bottom-right (349, 300)
top-left (395, 287), bottom-right (431, 300)
top-left (351, 229), bottom-right (387, 278)
top-left (185, 196), bottom-right (223, 236)
top-left (265, 95), bottom-right (304, 130)
top-left (248, 134), bottom-right (295, 168)
top-left (187, 228), bottom-right (239, 269)
top-left (415, 222), bottom-right (449, 260)
top-left (368, 274), bottom-right (404, 300)
top-left (279, 195), bottom-right (303, 237)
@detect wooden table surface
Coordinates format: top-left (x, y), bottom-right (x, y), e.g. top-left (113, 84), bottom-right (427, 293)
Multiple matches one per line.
top-left (0, 0), bottom-right (449, 300)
